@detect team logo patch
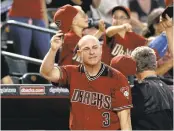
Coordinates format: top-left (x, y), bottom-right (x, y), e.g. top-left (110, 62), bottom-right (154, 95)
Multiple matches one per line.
top-left (120, 86), bottom-right (129, 99)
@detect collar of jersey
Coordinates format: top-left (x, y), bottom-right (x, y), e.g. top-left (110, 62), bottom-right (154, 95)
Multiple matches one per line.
top-left (82, 63), bottom-right (106, 81)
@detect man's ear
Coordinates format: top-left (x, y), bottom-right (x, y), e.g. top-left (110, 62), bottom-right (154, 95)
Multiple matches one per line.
top-left (100, 45), bottom-right (102, 55)
top-left (77, 50), bottom-right (81, 57)
top-left (77, 50), bottom-right (83, 63)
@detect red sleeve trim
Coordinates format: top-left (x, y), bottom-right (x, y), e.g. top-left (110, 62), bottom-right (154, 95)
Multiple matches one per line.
top-left (112, 104), bottom-right (133, 111)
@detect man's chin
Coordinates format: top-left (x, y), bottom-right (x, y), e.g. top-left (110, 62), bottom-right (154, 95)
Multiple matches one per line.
top-left (89, 60), bottom-right (100, 66)
top-left (84, 61), bottom-right (97, 66)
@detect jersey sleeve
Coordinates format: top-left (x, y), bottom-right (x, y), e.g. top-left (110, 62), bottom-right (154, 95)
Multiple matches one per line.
top-left (54, 65), bottom-right (73, 87)
top-left (111, 72), bottom-right (133, 111)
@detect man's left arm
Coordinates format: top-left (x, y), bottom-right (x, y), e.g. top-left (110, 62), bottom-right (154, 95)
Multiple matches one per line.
top-left (112, 72), bottom-right (133, 130)
top-left (117, 109), bottom-right (132, 130)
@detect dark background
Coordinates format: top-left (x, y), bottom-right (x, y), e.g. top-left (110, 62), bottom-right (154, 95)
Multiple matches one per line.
top-left (1, 98), bottom-right (70, 130)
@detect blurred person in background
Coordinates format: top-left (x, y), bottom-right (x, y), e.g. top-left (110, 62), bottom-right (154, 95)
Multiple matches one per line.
top-left (1, 0), bottom-right (13, 22)
top-left (90, 0), bottom-right (147, 34)
top-left (161, 4), bottom-right (173, 56)
top-left (143, 7), bottom-right (165, 38)
top-left (90, 0), bottom-right (129, 27)
top-left (46, 0), bottom-right (101, 13)
top-left (105, 5), bottom-right (173, 84)
top-left (47, 0), bottom-right (101, 29)
top-left (104, 6), bottom-right (148, 64)
top-left (129, 0), bottom-right (165, 23)
top-left (103, 6), bottom-right (148, 85)
top-left (8, 0), bottom-right (50, 59)
top-left (69, 0), bottom-right (101, 13)
top-left (144, 4), bottom-right (173, 77)
top-left (131, 46), bottom-right (173, 130)
top-left (53, 4), bottom-right (105, 66)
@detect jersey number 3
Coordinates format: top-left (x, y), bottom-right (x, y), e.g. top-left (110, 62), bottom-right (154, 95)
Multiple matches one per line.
top-left (102, 112), bottom-right (110, 127)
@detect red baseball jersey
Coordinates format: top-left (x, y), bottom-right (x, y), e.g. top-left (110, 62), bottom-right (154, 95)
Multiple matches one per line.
top-left (105, 32), bottom-right (147, 58)
top-left (58, 31), bottom-right (81, 66)
top-left (57, 63), bottom-right (133, 130)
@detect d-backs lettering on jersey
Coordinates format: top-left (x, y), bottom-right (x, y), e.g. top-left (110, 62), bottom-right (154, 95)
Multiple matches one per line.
top-left (111, 44), bottom-right (132, 56)
top-left (71, 89), bottom-right (111, 110)
top-left (109, 32), bottom-right (147, 57)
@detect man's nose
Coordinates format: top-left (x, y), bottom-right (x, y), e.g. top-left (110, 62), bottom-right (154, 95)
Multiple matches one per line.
top-left (89, 49), bottom-right (95, 54)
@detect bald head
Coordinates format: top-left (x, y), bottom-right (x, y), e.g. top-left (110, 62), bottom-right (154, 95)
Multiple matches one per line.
top-left (77, 35), bottom-right (102, 66)
top-left (78, 35), bottom-right (100, 49)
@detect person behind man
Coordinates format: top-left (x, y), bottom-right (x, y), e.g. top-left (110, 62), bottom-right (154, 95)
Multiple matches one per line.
top-left (53, 4), bottom-right (105, 65)
top-left (143, 5), bottom-right (173, 76)
top-left (40, 32), bottom-right (132, 130)
top-left (106, 5), bottom-right (173, 77)
top-left (90, 0), bottom-right (129, 26)
top-left (8, 0), bottom-right (50, 59)
top-left (130, 46), bottom-right (173, 130)
top-left (103, 6), bottom-right (147, 64)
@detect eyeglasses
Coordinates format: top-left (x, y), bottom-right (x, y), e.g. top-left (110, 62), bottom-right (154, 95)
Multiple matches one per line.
top-left (113, 16), bottom-right (129, 20)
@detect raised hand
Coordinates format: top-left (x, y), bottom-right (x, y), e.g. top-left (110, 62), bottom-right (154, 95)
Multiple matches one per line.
top-left (98, 20), bottom-right (106, 32)
top-left (123, 23), bottom-right (132, 32)
top-left (50, 30), bottom-right (64, 51)
top-left (158, 14), bottom-right (173, 31)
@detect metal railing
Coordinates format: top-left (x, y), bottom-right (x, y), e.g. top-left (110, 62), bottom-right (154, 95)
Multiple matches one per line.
top-left (1, 20), bottom-right (59, 66)
top-left (1, 20), bottom-right (57, 34)
top-left (1, 51), bottom-right (58, 66)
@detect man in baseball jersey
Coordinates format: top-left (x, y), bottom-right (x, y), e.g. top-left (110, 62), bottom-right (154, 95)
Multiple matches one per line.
top-left (54, 4), bottom-right (104, 65)
top-left (40, 32), bottom-right (132, 130)
top-left (103, 6), bottom-right (147, 63)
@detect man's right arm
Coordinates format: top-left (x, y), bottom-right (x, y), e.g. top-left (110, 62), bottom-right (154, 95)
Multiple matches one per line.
top-left (106, 23), bottom-right (132, 38)
top-left (40, 31), bottom-right (64, 83)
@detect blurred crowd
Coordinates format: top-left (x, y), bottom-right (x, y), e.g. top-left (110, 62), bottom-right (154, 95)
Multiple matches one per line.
top-left (1, 0), bottom-right (173, 86)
